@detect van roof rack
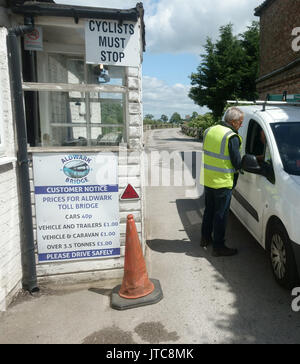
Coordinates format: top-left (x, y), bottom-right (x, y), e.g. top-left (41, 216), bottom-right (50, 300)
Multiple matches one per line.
top-left (227, 92), bottom-right (300, 111)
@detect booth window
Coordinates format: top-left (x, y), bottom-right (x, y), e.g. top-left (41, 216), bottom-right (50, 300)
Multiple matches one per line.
top-left (23, 49), bottom-right (126, 148)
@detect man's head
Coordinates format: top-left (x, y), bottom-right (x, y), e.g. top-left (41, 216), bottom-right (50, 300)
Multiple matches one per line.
top-left (224, 107), bottom-right (244, 131)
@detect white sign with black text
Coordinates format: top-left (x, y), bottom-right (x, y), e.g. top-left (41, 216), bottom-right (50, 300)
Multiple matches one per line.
top-left (85, 19), bottom-right (140, 67)
top-left (33, 153), bottom-right (120, 263)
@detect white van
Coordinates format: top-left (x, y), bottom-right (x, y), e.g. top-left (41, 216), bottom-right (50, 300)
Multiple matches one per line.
top-left (229, 104), bottom-right (300, 289)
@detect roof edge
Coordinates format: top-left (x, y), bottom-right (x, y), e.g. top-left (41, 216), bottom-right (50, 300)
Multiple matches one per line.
top-left (11, 2), bottom-right (142, 22)
top-left (254, 0), bottom-right (276, 16)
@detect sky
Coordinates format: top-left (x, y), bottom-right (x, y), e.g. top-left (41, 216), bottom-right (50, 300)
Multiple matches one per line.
top-left (56, 0), bottom-right (263, 119)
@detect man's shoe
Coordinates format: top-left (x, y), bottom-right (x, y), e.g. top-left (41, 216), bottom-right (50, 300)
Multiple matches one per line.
top-left (212, 246), bottom-right (238, 257)
top-left (200, 237), bottom-right (213, 247)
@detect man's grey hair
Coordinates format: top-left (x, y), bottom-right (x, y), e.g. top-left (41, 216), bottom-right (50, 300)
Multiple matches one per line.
top-left (224, 107), bottom-right (244, 124)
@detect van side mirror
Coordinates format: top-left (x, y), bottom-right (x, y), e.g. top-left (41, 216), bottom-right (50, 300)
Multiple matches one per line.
top-left (241, 154), bottom-right (262, 174)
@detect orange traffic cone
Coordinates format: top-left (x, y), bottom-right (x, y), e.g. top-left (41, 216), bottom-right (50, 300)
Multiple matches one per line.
top-left (119, 215), bottom-right (154, 299)
top-left (111, 215), bottom-right (163, 310)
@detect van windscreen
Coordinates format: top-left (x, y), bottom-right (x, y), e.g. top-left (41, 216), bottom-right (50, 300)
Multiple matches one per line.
top-left (271, 122), bottom-right (300, 176)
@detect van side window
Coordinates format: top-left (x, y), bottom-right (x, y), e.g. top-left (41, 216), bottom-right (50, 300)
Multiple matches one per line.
top-left (246, 119), bottom-right (266, 158)
top-left (247, 119), bottom-right (275, 184)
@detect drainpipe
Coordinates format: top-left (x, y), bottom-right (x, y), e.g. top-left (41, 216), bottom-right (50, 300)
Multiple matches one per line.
top-left (7, 17), bottom-right (39, 293)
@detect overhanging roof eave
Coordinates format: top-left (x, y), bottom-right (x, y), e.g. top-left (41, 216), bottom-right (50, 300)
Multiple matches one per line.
top-left (11, 2), bottom-right (139, 22)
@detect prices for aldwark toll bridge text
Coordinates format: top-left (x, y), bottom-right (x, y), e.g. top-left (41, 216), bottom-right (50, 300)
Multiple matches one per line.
top-left (33, 153), bottom-right (120, 263)
top-left (37, 216), bottom-right (120, 261)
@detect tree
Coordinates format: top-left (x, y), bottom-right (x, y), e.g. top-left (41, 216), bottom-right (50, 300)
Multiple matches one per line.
top-left (170, 112), bottom-right (182, 124)
top-left (160, 114), bottom-right (168, 123)
top-left (189, 37), bottom-right (220, 119)
top-left (101, 102), bottom-right (123, 135)
top-left (145, 114), bottom-right (154, 120)
top-left (191, 112), bottom-right (199, 120)
top-left (189, 22), bottom-right (259, 120)
top-left (239, 21), bottom-right (260, 101)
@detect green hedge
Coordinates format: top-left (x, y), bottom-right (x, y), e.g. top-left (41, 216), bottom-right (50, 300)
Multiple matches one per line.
top-left (181, 113), bottom-right (217, 139)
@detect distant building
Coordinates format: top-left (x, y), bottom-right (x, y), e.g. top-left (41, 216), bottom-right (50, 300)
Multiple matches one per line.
top-left (255, 0), bottom-right (300, 98)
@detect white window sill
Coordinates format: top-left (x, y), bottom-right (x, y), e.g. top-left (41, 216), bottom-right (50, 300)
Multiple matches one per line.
top-left (0, 156), bottom-right (17, 166)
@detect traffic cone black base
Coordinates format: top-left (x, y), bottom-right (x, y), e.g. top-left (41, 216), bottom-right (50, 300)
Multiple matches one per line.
top-left (111, 279), bottom-right (163, 311)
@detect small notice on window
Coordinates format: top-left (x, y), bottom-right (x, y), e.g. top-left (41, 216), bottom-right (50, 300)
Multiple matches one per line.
top-left (24, 27), bottom-right (43, 51)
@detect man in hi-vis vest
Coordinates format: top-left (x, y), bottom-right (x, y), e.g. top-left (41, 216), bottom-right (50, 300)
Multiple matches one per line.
top-left (200, 107), bottom-right (244, 256)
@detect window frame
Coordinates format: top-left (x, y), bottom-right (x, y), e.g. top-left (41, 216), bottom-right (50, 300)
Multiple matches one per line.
top-left (23, 47), bottom-right (128, 148)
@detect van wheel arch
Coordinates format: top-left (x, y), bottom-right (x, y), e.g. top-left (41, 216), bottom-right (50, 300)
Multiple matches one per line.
top-left (265, 216), bottom-right (283, 251)
top-left (265, 216), bottom-right (299, 289)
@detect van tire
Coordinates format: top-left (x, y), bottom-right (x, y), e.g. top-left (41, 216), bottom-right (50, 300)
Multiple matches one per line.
top-left (267, 223), bottom-right (299, 289)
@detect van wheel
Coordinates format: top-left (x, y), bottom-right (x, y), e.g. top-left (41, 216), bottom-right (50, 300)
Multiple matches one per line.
top-left (268, 223), bottom-right (298, 289)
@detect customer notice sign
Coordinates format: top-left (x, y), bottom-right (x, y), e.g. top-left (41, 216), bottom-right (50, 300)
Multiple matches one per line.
top-left (85, 19), bottom-right (140, 67)
top-left (33, 153), bottom-right (120, 263)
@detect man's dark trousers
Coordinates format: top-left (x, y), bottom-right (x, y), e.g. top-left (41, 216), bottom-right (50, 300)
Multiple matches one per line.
top-left (201, 186), bottom-right (233, 249)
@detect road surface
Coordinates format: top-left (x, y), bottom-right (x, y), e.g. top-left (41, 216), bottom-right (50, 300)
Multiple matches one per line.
top-left (0, 127), bottom-right (299, 344)
top-left (144, 127), bottom-right (300, 344)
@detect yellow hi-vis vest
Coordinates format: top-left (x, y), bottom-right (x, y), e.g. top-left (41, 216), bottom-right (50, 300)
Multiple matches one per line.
top-left (201, 124), bottom-right (242, 189)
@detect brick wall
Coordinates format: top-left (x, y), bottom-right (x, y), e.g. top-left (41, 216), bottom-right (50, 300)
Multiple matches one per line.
top-left (0, 27), bottom-right (23, 311)
top-left (257, 0), bottom-right (300, 97)
top-left (258, 63), bottom-right (300, 99)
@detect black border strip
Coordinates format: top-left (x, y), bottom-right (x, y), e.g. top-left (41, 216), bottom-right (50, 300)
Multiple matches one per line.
top-left (232, 189), bottom-right (259, 222)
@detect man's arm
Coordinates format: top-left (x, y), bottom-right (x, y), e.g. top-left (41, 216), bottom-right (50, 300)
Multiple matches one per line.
top-left (228, 135), bottom-right (242, 171)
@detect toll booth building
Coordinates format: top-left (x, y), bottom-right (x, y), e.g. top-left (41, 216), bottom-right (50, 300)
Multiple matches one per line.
top-left (2, 1), bottom-right (146, 297)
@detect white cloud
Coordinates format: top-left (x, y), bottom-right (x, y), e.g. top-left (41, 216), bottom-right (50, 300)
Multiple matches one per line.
top-left (54, 0), bottom-right (257, 116)
top-left (56, 0), bottom-right (261, 54)
top-left (145, 0), bottom-right (262, 54)
top-left (142, 76), bottom-right (208, 119)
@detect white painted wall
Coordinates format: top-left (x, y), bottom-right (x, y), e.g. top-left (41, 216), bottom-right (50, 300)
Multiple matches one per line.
top-left (0, 25), bottom-right (23, 311)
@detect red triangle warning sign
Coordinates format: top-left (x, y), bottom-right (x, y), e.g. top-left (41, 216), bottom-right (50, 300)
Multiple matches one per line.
top-left (120, 184), bottom-right (140, 200)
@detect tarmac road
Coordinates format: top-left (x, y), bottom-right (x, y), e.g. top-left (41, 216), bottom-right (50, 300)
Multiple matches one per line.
top-left (0, 128), bottom-right (300, 344)
top-left (144, 128), bottom-right (300, 344)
